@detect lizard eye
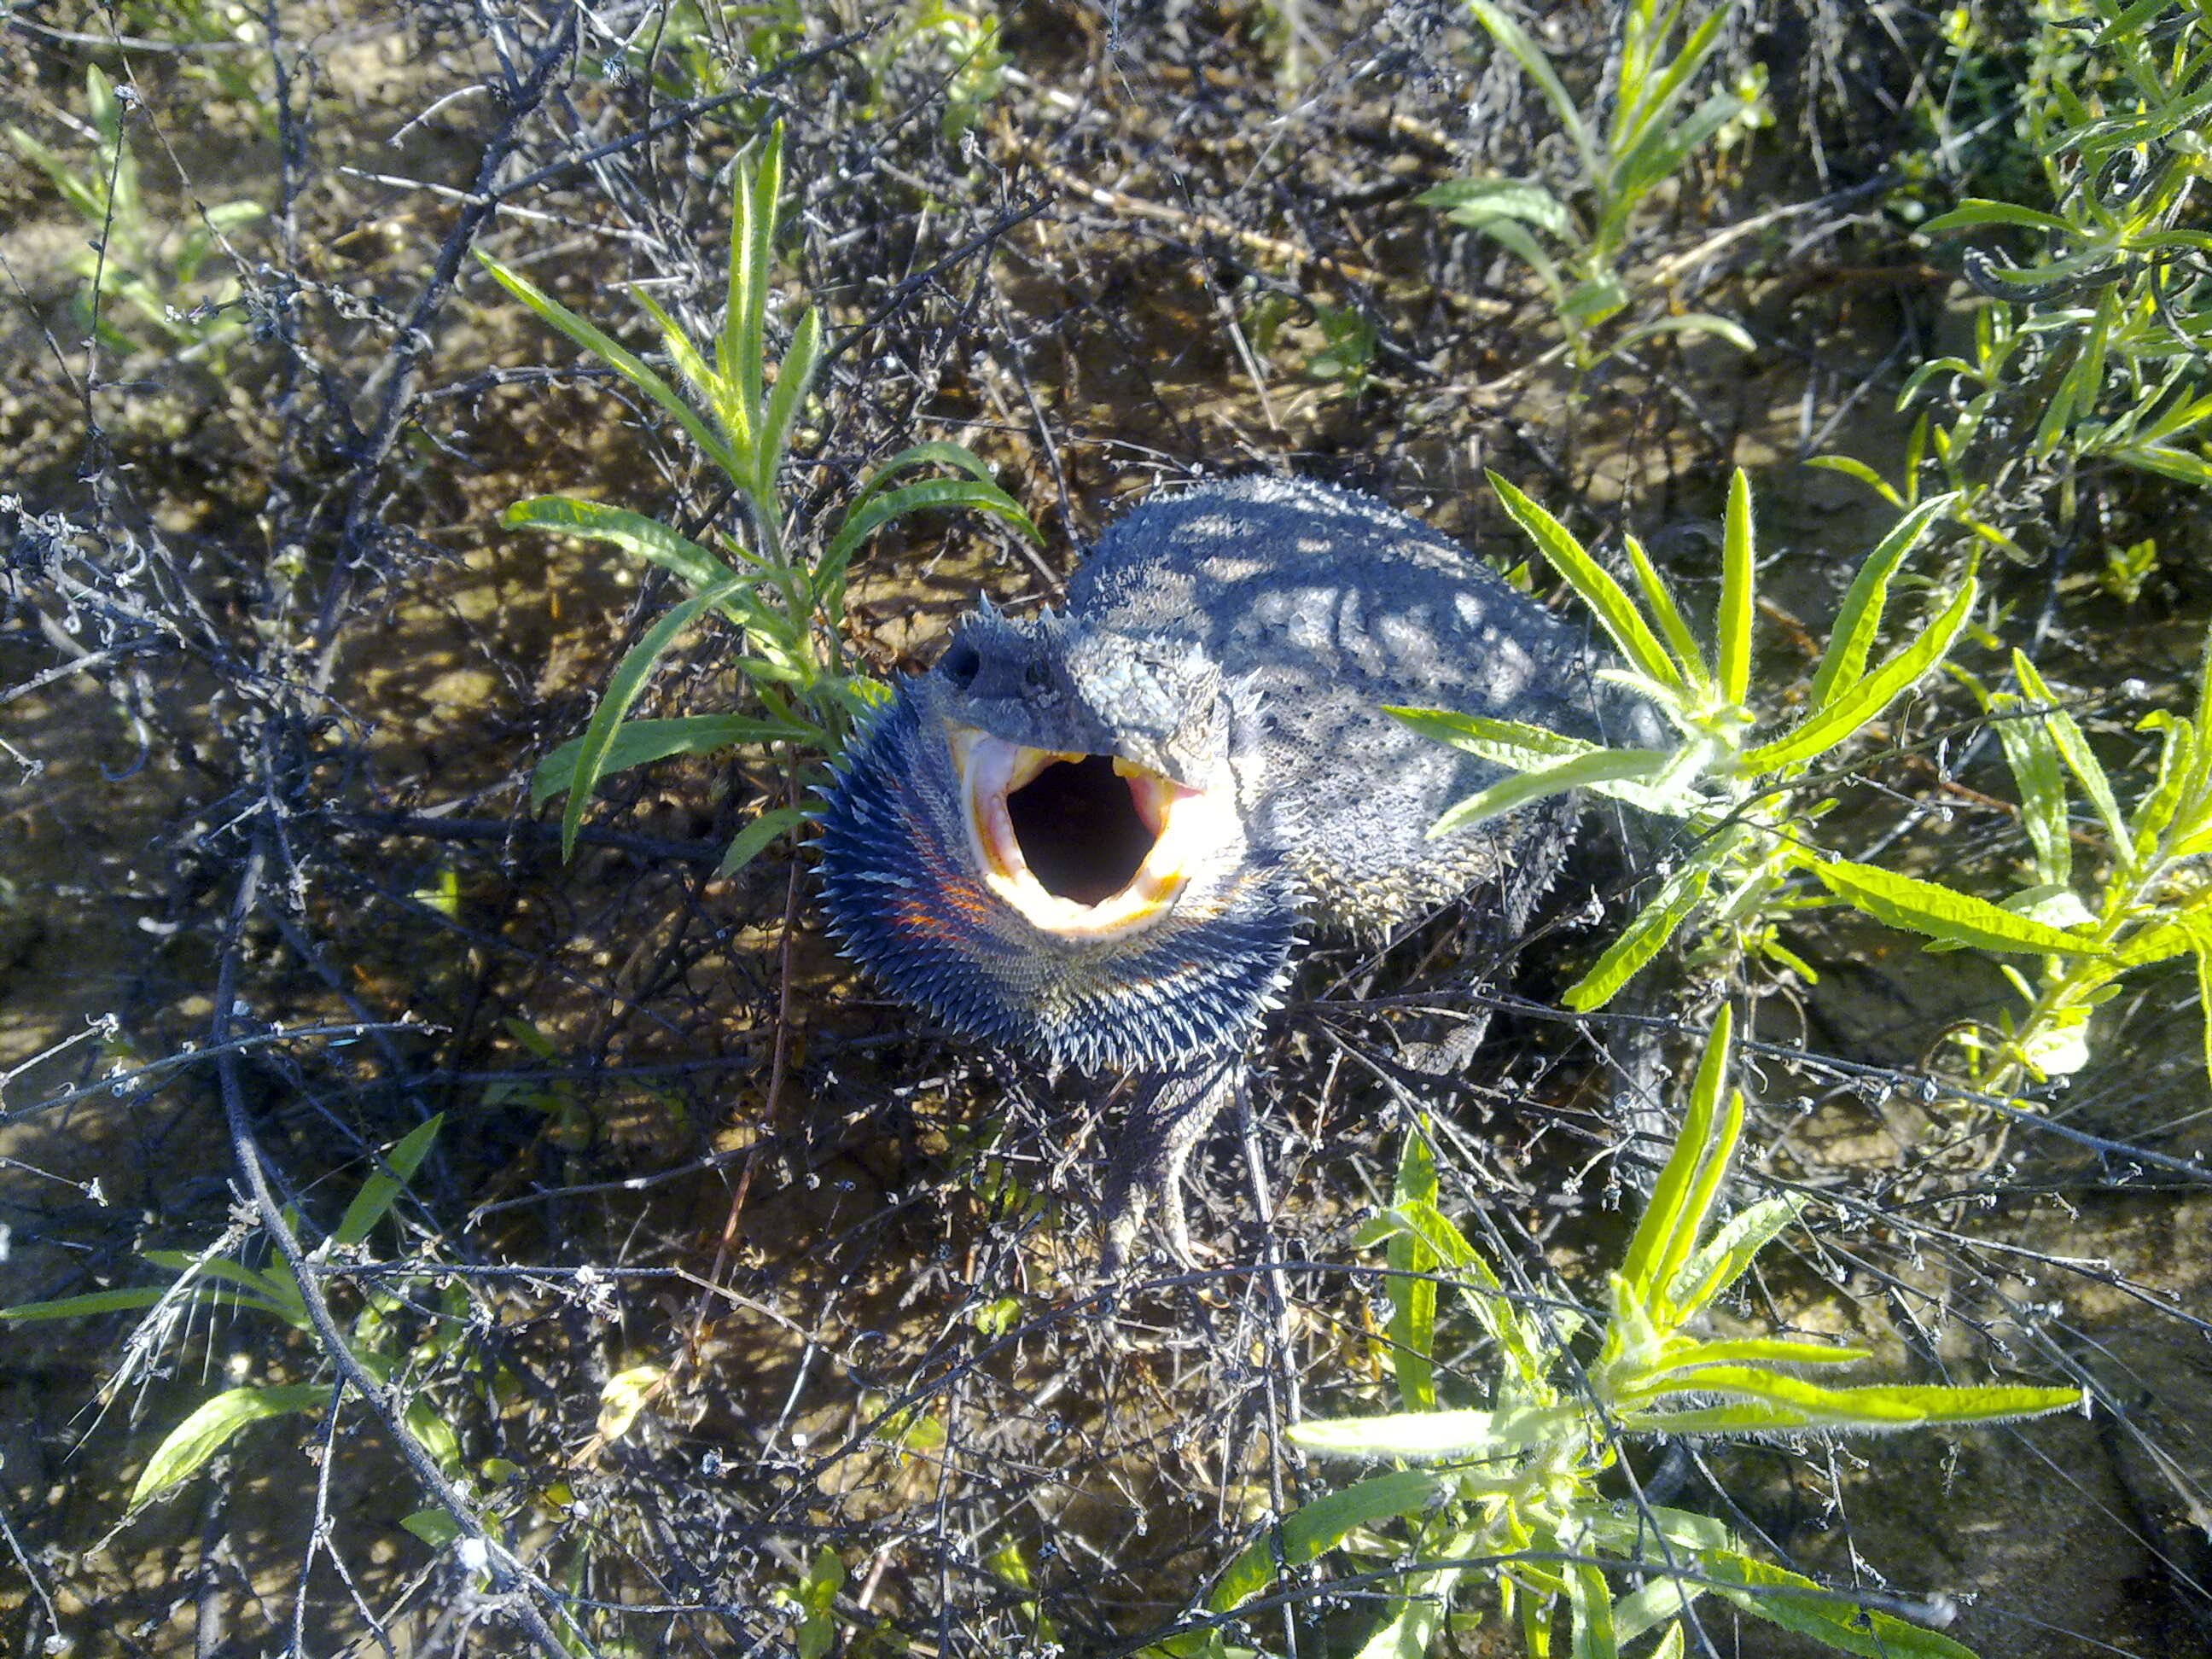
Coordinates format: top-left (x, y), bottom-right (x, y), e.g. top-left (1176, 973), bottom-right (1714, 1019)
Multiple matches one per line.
top-left (1022, 660), bottom-right (1052, 692)
top-left (940, 640), bottom-right (981, 689)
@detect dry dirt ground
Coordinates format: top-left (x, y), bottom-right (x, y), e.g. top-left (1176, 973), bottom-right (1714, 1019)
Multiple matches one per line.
top-left (2, 3), bottom-right (2209, 1656)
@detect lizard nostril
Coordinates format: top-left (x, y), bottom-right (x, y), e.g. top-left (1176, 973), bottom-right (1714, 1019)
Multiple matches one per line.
top-left (940, 641), bottom-right (981, 689)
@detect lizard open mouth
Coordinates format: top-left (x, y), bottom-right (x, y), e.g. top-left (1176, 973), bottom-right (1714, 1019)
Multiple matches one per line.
top-left (948, 723), bottom-right (1231, 940)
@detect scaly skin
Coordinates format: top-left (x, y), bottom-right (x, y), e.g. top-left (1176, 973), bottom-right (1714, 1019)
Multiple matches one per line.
top-left (816, 475), bottom-right (1637, 1265)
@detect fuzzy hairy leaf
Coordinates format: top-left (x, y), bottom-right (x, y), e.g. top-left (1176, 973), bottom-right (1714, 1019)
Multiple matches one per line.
top-left (1814, 859), bottom-right (2110, 956)
top-left (1489, 472), bottom-right (1682, 690)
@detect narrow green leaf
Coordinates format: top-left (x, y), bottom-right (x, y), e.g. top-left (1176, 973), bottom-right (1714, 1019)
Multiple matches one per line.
top-left (717, 805), bottom-right (807, 876)
top-left (559, 579), bottom-right (742, 863)
top-left (1461, 0), bottom-right (1599, 178)
top-left (757, 305), bottom-right (824, 498)
top-left (847, 442), bottom-right (1033, 524)
top-left (1562, 855), bottom-right (1714, 1011)
top-left (1652, 1336), bottom-right (1872, 1374)
top-left (1716, 471), bottom-right (1755, 705)
top-left (1388, 707), bottom-right (1602, 771)
top-left (504, 497), bottom-right (741, 598)
top-left (1610, 85), bottom-right (1744, 207)
top-left (1920, 198), bottom-right (2073, 234)
top-left (1703, 1550), bottom-right (1981, 1659)
top-left (824, 477), bottom-right (1041, 581)
top-left (1463, 212), bottom-right (1569, 302)
top-left (1206, 1470), bottom-right (1445, 1612)
top-left (332, 1115), bottom-right (444, 1249)
top-left (627, 287), bottom-right (725, 449)
top-left (1987, 690), bottom-right (2072, 888)
top-left (1489, 473), bottom-right (1681, 691)
top-left (1814, 859), bottom-right (2110, 956)
top-left (2011, 652), bottom-right (2137, 857)
top-left (1621, 1006), bottom-right (1734, 1305)
top-left (131, 1384), bottom-right (332, 1507)
top-left (2196, 928), bottom-right (2212, 1096)
top-left (2, 1286), bottom-right (180, 1321)
top-left (1618, 534), bottom-right (1708, 685)
top-left (1356, 1201), bottom-right (1550, 1391)
top-left (1616, 311), bottom-right (1756, 356)
top-left (1429, 746), bottom-right (1672, 838)
top-left (1289, 1403), bottom-right (1585, 1462)
top-left (1388, 1122), bottom-right (1439, 1412)
top-left (1808, 493), bottom-right (1957, 709)
top-left (1627, 1365), bottom-right (2082, 1430)
top-left (1740, 578), bottom-right (1977, 772)
top-left (1416, 178), bottom-right (1573, 236)
top-left (533, 714), bottom-right (809, 809)
top-left (1664, 1191), bottom-right (1811, 1318)
top-left (1804, 454), bottom-right (1903, 506)
top-left (474, 253), bottom-right (740, 478)
top-left (1567, 1553), bottom-right (1619, 1659)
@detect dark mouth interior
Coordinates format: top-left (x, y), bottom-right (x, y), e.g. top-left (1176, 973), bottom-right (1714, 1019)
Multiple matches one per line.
top-left (1006, 754), bottom-right (1156, 905)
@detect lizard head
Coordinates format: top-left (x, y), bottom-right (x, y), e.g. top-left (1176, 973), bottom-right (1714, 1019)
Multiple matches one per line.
top-left (814, 602), bottom-right (1298, 1072)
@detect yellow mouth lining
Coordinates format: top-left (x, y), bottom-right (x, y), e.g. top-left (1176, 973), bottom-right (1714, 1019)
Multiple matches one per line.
top-left (947, 722), bottom-right (1227, 940)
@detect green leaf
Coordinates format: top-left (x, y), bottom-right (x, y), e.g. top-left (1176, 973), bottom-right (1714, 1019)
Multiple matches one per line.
top-left (1562, 854), bottom-right (1714, 1011)
top-left (1289, 1403), bottom-right (1585, 1462)
top-left (1987, 690), bottom-right (2072, 888)
top-left (1615, 312), bottom-right (1756, 355)
top-left (131, 1383), bottom-right (332, 1507)
top-left (1664, 1191), bottom-right (1812, 1318)
top-left (1808, 494), bottom-right (1957, 710)
top-left (332, 1115), bottom-right (443, 1249)
top-left (1207, 1470), bottom-right (1445, 1612)
top-left (1804, 454), bottom-right (1903, 507)
top-left (1463, 212), bottom-right (1569, 302)
top-left (1623, 1366), bottom-right (2082, 1431)
top-left (401, 1507), bottom-right (463, 1549)
top-left (1814, 859), bottom-right (2110, 956)
top-left (824, 477), bottom-right (1041, 584)
top-left (1566, 1551), bottom-right (1620, 1659)
top-left (1355, 1201), bottom-right (1551, 1392)
top-left (2017, 650), bottom-right (2132, 858)
top-left (532, 714), bottom-right (806, 809)
top-left (1703, 1550), bottom-right (1981, 1658)
top-left (1488, 473), bottom-right (1682, 691)
top-left (1388, 1123), bottom-right (1439, 1412)
top-left (1740, 578), bottom-right (1977, 772)
top-left (758, 305), bottom-right (824, 498)
top-left (1417, 178), bottom-right (1573, 236)
top-left (2, 1286), bottom-right (183, 1321)
top-left (1716, 470), bottom-right (1755, 706)
top-left (503, 497), bottom-right (742, 598)
top-left (1618, 534), bottom-right (1707, 685)
top-left (1652, 1335), bottom-right (1872, 1374)
top-left (1387, 707), bottom-right (1602, 771)
top-left (559, 579), bottom-right (743, 863)
top-left (1461, 0), bottom-right (1598, 178)
top-left (1621, 1005), bottom-right (1736, 1308)
top-left (1920, 198), bottom-right (2073, 234)
top-left (717, 805), bottom-right (807, 876)
top-left (474, 253), bottom-right (740, 479)
top-left (1429, 745), bottom-right (1672, 837)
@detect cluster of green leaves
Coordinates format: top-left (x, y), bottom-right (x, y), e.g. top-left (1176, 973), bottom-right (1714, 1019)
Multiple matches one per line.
top-left (1393, 469), bottom-right (2118, 1009)
top-left (0, 1117), bottom-right (466, 1518)
top-left (1420, 0), bottom-right (1766, 377)
top-left (480, 127), bottom-right (1037, 873)
top-left (1825, 0), bottom-right (2212, 562)
top-left (1952, 627), bottom-right (2212, 1091)
top-left (1154, 1010), bottom-right (2078, 1659)
top-left (7, 66), bottom-right (262, 366)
